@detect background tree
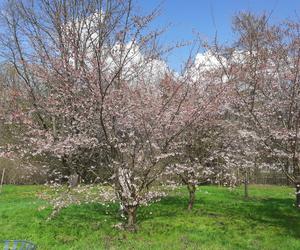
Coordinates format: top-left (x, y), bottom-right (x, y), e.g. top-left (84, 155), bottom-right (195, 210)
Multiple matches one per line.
top-left (211, 12), bottom-right (300, 206)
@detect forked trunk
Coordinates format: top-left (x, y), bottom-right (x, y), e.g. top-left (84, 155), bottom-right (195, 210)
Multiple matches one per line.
top-left (187, 184), bottom-right (196, 210)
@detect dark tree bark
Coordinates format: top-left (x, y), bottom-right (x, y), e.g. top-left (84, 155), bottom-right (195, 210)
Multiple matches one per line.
top-left (296, 184), bottom-right (300, 208)
top-left (295, 177), bottom-right (300, 208)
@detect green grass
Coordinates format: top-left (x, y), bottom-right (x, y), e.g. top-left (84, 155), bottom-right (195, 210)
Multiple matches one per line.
top-left (0, 185), bottom-right (299, 250)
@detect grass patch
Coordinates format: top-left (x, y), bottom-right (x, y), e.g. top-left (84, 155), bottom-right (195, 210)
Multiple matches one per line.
top-left (0, 184), bottom-right (299, 249)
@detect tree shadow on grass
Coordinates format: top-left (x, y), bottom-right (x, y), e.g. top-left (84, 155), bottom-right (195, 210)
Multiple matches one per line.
top-left (136, 195), bottom-right (197, 223)
top-left (190, 191), bottom-right (300, 239)
top-left (141, 197), bottom-right (179, 214)
top-left (49, 196), bottom-right (186, 228)
top-left (44, 189), bottom-right (300, 239)
top-left (230, 197), bottom-right (300, 238)
top-left (136, 191), bottom-right (300, 238)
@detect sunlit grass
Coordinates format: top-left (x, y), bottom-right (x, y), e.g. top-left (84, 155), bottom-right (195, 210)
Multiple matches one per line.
top-left (0, 184), bottom-right (299, 249)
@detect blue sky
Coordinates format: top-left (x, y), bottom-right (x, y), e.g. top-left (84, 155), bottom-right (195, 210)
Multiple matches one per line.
top-left (136, 0), bottom-right (300, 70)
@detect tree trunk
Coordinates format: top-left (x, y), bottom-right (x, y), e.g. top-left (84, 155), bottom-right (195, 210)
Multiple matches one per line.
top-left (244, 170), bottom-right (249, 199)
top-left (126, 206), bottom-right (137, 232)
top-left (295, 181), bottom-right (300, 209)
top-left (69, 173), bottom-right (79, 188)
top-left (187, 184), bottom-right (196, 210)
top-left (0, 168), bottom-right (5, 193)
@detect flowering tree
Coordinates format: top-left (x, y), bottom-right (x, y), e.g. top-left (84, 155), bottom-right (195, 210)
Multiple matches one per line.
top-left (218, 119), bottom-right (261, 198)
top-left (162, 53), bottom-right (238, 210)
top-left (0, 0), bottom-right (167, 228)
top-left (211, 13), bottom-right (300, 206)
top-left (167, 125), bottom-right (227, 210)
top-left (0, 0), bottom-right (231, 230)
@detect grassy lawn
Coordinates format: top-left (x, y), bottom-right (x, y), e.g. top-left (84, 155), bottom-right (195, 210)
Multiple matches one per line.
top-left (0, 184), bottom-right (299, 250)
